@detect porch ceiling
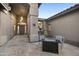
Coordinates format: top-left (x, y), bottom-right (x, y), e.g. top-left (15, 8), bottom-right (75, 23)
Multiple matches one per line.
top-left (9, 3), bottom-right (30, 17)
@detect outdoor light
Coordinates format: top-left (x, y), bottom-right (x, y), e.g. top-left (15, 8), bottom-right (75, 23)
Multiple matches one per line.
top-left (18, 16), bottom-right (26, 25)
top-left (20, 16), bottom-right (23, 23)
top-left (38, 21), bottom-right (42, 28)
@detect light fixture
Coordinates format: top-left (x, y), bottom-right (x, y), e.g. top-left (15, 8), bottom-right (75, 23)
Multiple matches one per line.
top-left (38, 21), bottom-right (42, 28)
top-left (18, 16), bottom-right (26, 25)
top-left (20, 16), bottom-right (23, 22)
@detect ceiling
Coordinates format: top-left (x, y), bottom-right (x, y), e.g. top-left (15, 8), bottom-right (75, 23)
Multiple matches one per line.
top-left (9, 3), bottom-right (30, 17)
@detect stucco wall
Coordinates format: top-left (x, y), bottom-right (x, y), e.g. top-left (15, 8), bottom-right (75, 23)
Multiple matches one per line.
top-left (48, 10), bottom-right (79, 47)
top-left (0, 11), bottom-right (14, 46)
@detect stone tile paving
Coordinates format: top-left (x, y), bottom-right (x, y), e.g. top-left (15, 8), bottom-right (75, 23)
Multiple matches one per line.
top-left (0, 35), bottom-right (79, 56)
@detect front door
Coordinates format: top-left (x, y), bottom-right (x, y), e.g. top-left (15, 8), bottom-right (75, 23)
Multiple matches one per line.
top-left (19, 25), bottom-right (25, 35)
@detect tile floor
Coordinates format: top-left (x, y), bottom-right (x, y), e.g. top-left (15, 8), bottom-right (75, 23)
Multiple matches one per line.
top-left (0, 35), bottom-right (79, 56)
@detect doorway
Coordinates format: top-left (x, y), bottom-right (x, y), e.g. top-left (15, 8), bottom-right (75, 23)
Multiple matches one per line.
top-left (19, 25), bottom-right (25, 34)
top-left (17, 24), bottom-right (27, 35)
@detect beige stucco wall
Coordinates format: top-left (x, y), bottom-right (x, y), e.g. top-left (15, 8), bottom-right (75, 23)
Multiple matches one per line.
top-left (48, 10), bottom-right (79, 46)
top-left (0, 11), bottom-right (14, 46)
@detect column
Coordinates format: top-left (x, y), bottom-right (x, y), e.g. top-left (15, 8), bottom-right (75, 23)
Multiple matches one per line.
top-left (29, 3), bottom-right (38, 42)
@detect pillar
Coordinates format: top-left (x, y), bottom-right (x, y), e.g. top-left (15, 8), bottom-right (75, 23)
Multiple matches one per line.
top-left (29, 3), bottom-right (38, 42)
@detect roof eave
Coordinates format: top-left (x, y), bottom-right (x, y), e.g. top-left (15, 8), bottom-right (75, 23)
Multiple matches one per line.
top-left (38, 3), bottom-right (41, 8)
top-left (47, 4), bottom-right (79, 21)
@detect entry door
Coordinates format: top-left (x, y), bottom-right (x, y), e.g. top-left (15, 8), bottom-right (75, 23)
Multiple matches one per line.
top-left (19, 25), bottom-right (25, 35)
